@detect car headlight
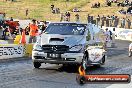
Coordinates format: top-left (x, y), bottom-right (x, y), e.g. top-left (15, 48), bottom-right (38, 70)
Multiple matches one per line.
top-left (69, 44), bottom-right (83, 52)
top-left (33, 44), bottom-right (42, 51)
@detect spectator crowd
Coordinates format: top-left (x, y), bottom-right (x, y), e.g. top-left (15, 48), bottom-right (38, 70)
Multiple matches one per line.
top-left (0, 13), bottom-right (131, 42)
top-left (87, 14), bottom-right (131, 29)
top-left (0, 0), bottom-right (132, 44)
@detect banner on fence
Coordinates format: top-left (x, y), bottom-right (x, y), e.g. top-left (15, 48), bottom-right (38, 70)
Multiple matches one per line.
top-left (0, 44), bottom-right (24, 59)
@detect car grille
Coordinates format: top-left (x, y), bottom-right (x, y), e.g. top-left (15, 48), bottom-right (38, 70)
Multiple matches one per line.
top-left (42, 45), bottom-right (69, 54)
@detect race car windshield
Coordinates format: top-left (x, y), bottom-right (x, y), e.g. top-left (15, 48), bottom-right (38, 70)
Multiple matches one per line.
top-left (44, 23), bottom-right (86, 35)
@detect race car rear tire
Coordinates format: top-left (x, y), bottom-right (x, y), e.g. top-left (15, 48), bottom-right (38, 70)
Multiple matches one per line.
top-left (33, 62), bottom-right (41, 68)
top-left (102, 56), bottom-right (105, 64)
top-left (76, 75), bottom-right (86, 85)
top-left (94, 56), bottom-right (105, 68)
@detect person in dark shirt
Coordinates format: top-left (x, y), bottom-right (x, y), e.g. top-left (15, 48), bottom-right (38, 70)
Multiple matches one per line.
top-left (94, 3), bottom-right (98, 8)
top-left (51, 4), bottom-right (54, 10)
top-left (75, 14), bottom-right (80, 23)
top-left (2, 21), bottom-right (8, 28)
top-left (26, 9), bottom-right (29, 16)
top-left (127, 19), bottom-right (131, 29)
top-left (10, 17), bottom-right (13, 21)
top-left (107, 1), bottom-right (111, 6)
top-left (96, 15), bottom-right (100, 26)
top-left (2, 21), bottom-right (9, 40)
top-left (41, 21), bottom-right (47, 32)
top-left (67, 12), bottom-right (70, 21)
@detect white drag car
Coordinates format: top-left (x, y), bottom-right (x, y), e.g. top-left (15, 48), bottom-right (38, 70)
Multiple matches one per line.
top-left (32, 22), bottom-right (88, 68)
top-left (129, 43), bottom-right (132, 57)
top-left (32, 22), bottom-right (106, 68)
top-left (82, 42), bottom-right (106, 68)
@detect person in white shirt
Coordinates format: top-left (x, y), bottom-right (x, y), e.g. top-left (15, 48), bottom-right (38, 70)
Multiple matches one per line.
top-left (103, 28), bottom-right (111, 50)
top-left (104, 28), bottom-right (110, 42)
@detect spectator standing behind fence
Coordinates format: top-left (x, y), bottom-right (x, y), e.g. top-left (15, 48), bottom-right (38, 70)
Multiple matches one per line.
top-left (87, 14), bottom-right (91, 23)
top-left (114, 16), bottom-right (116, 27)
top-left (28, 19), bottom-right (38, 43)
top-left (65, 12), bottom-right (68, 21)
top-left (117, 17), bottom-right (119, 27)
top-left (60, 13), bottom-right (64, 22)
top-left (121, 18), bottom-right (126, 28)
top-left (26, 9), bottom-right (29, 17)
top-left (67, 12), bottom-right (70, 22)
top-left (106, 15), bottom-right (110, 27)
top-left (96, 15), bottom-right (100, 26)
top-left (127, 19), bottom-right (131, 29)
top-left (101, 15), bottom-right (105, 27)
top-left (111, 15), bottom-right (115, 26)
top-left (91, 16), bottom-right (94, 24)
top-left (75, 14), bottom-right (80, 23)
top-left (114, 16), bottom-right (119, 27)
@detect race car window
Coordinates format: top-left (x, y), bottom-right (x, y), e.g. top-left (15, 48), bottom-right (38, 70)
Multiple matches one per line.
top-left (44, 23), bottom-right (86, 35)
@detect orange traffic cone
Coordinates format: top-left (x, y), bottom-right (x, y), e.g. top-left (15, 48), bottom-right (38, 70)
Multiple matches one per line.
top-left (20, 30), bottom-right (26, 44)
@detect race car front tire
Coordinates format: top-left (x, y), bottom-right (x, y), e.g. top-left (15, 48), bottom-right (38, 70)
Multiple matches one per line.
top-left (82, 52), bottom-right (89, 70)
top-left (33, 62), bottom-right (41, 68)
top-left (129, 51), bottom-right (132, 57)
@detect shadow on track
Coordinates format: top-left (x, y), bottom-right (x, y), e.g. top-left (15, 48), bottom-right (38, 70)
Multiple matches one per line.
top-left (36, 64), bottom-right (106, 74)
